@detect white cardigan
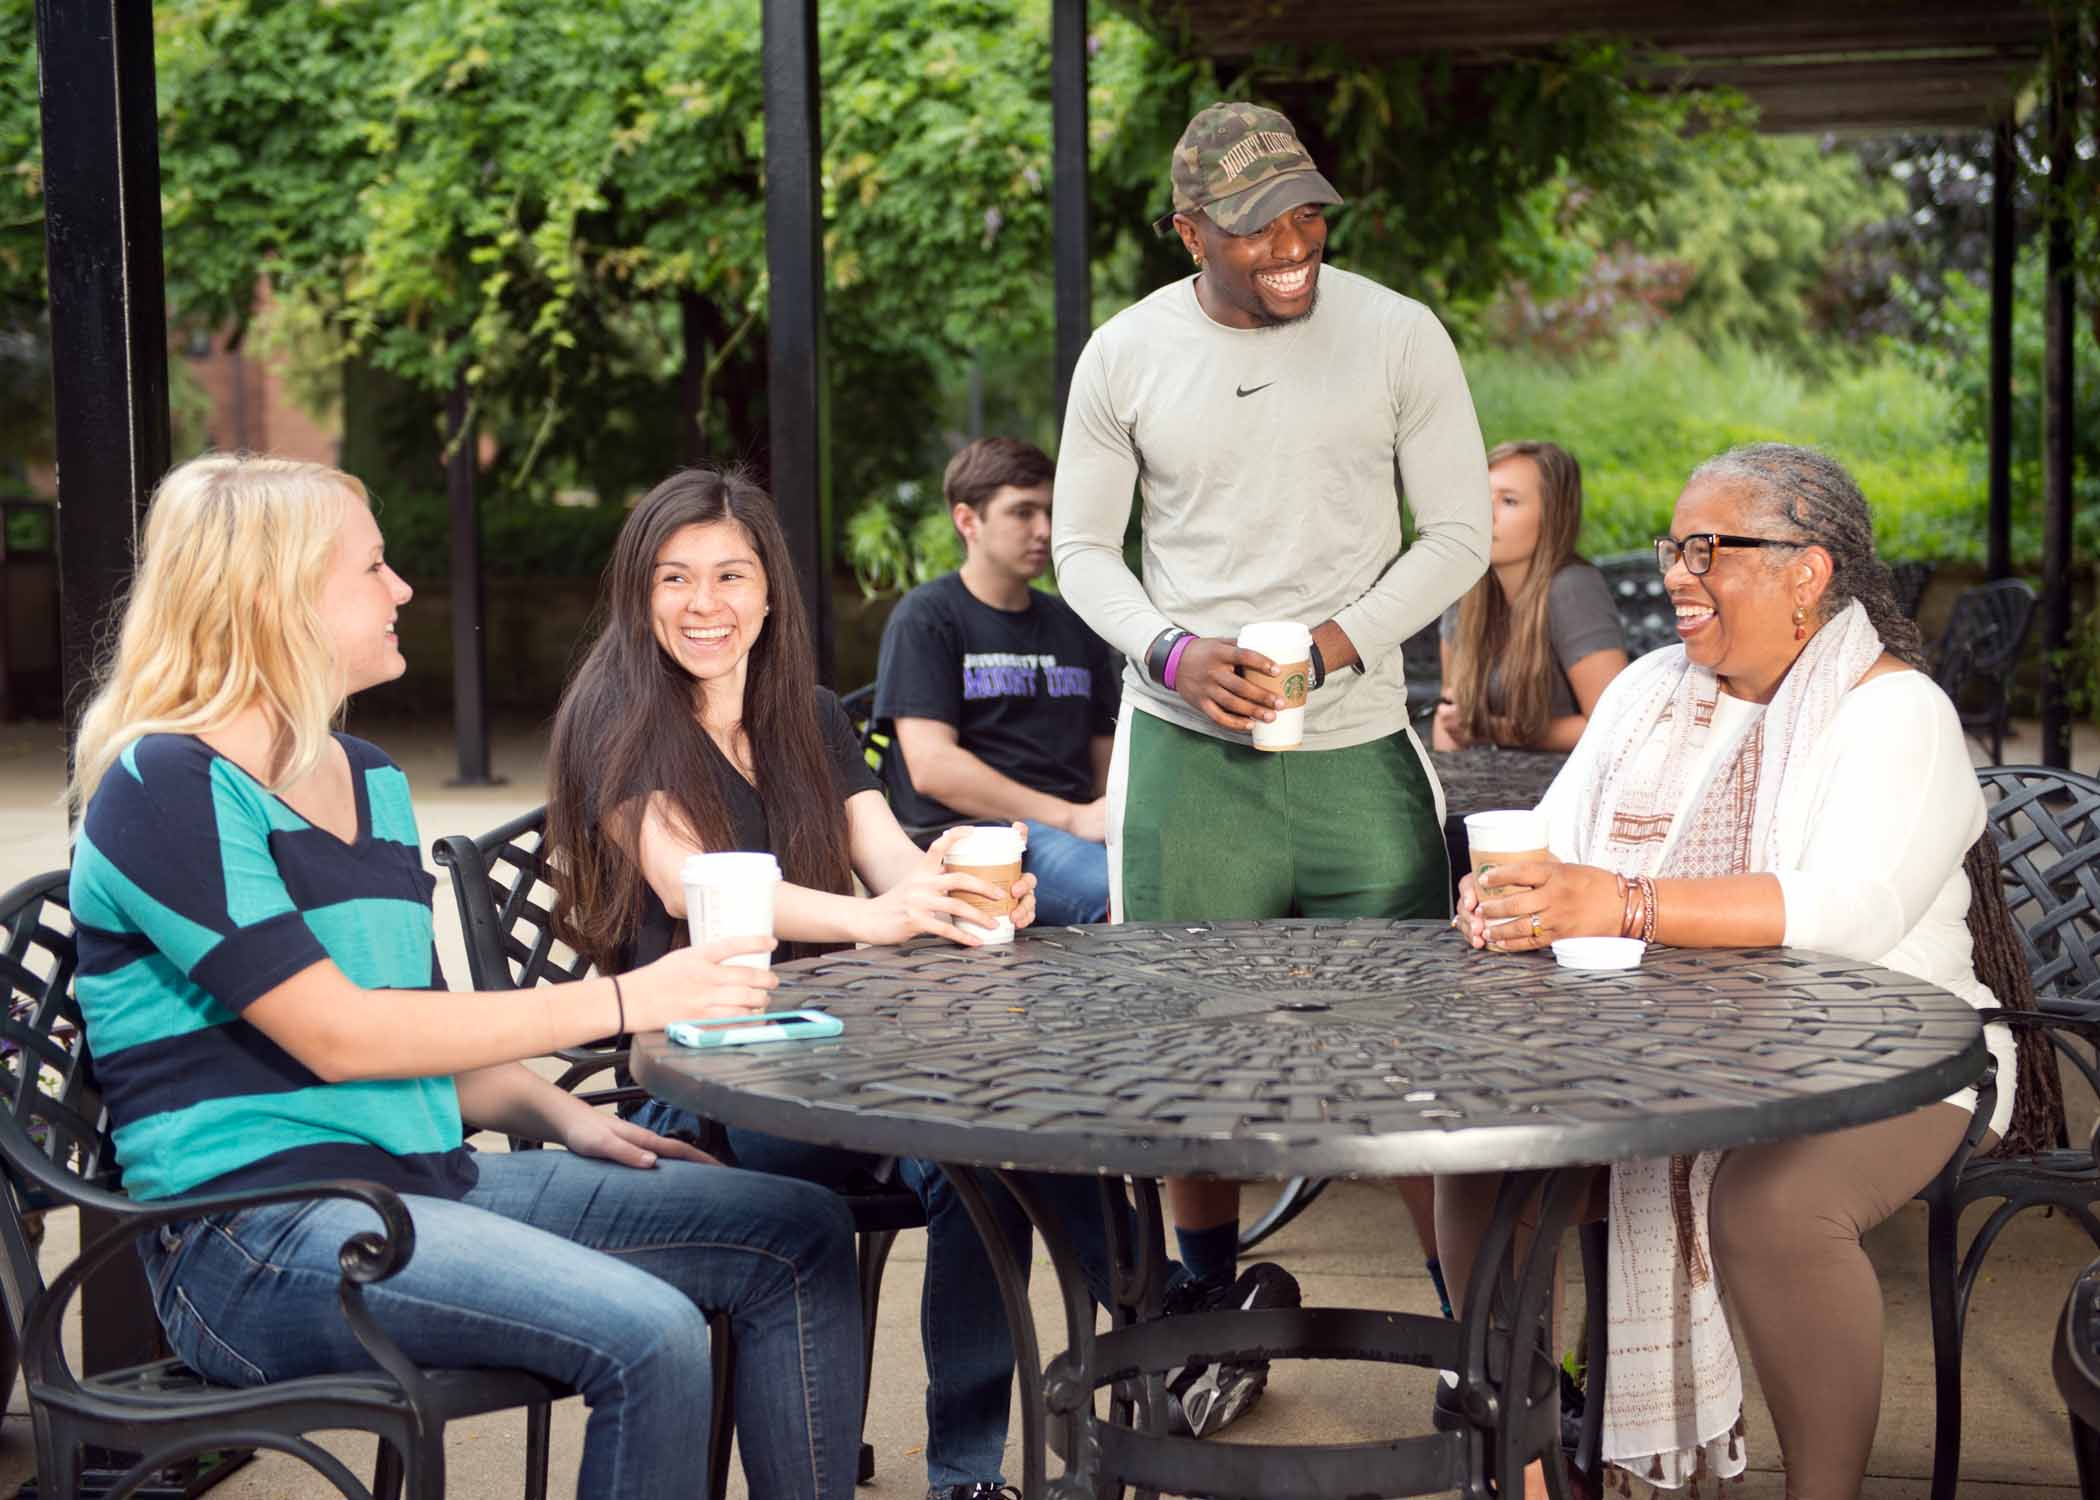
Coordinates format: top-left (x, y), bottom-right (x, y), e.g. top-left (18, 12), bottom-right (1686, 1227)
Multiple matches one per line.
top-left (1535, 661), bottom-right (2016, 1136)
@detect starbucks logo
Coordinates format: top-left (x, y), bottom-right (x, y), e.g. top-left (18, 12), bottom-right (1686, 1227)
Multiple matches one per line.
top-left (1284, 671), bottom-right (1308, 701)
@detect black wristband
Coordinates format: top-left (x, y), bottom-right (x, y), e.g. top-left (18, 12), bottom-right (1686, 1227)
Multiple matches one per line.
top-left (1307, 639), bottom-right (1327, 691)
top-left (1145, 626), bottom-right (1189, 687)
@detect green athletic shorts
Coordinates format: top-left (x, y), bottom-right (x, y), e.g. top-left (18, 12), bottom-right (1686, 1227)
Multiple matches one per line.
top-left (1113, 706), bottom-right (1450, 923)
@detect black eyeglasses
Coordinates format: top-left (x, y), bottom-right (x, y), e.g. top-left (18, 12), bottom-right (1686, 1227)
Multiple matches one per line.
top-left (1654, 533), bottom-right (1804, 576)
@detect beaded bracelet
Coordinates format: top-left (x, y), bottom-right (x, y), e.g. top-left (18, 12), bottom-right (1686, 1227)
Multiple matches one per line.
top-left (1638, 876), bottom-right (1659, 944)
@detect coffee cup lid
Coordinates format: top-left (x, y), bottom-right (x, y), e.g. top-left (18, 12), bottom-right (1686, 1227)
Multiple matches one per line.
top-left (681, 851), bottom-right (782, 883)
top-left (1462, 809), bottom-right (1548, 844)
top-left (1236, 620), bottom-right (1312, 660)
top-left (947, 824), bottom-right (1024, 863)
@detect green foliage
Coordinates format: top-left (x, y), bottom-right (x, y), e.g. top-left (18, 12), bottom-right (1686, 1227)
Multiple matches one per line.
top-left (1894, 243), bottom-right (2100, 535)
top-left (842, 478), bottom-right (962, 597)
top-left (1466, 333), bottom-right (1987, 561)
top-left (1483, 134), bottom-right (1905, 369)
top-left (371, 487), bottom-right (629, 581)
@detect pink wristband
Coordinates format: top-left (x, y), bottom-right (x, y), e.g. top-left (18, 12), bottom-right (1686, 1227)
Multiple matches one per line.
top-left (1162, 634), bottom-right (1195, 691)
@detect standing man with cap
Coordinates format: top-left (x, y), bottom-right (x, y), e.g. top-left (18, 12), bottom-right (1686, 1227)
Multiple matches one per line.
top-left (1052, 102), bottom-right (1492, 1373)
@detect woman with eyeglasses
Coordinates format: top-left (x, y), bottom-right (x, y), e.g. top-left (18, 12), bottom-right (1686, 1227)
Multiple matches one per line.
top-left (1432, 441), bottom-right (1628, 753)
top-left (1437, 443), bottom-right (2017, 1499)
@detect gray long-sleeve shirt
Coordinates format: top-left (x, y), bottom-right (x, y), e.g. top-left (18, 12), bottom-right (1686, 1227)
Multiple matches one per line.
top-left (1052, 265), bottom-right (1491, 751)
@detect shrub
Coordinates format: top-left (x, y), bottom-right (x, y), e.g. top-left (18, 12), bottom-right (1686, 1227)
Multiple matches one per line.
top-left (372, 487), bottom-right (629, 581)
top-left (1464, 333), bottom-right (1989, 562)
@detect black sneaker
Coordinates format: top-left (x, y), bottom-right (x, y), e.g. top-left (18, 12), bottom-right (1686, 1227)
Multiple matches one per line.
top-left (927, 1486), bottom-right (1019, 1500)
top-left (1160, 1262), bottom-right (1302, 1437)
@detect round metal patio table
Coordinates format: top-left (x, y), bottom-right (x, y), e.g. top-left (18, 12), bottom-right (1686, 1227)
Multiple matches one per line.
top-left (632, 918), bottom-right (1986, 1500)
top-left (1241, 748), bottom-right (1578, 1257)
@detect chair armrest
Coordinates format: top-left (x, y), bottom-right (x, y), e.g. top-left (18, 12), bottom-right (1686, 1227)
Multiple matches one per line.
top-left (1977, 1006), bottom-right (2100, 1037)
top-left (23, 1176), bottom-right (417, 1397)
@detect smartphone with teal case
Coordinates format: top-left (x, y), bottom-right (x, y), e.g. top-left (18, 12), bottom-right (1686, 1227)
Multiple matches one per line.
top-left (666, 1010), bottom-right (843, 1048)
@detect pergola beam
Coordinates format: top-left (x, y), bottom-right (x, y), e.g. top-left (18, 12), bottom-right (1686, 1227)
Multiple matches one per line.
top-left (37, 0), bottom-right (169, 746)
top-left (763, 0), bottom-right (833, 682)
top-left (34, 0), bottom-right (178, 1392)
top-left (2040, 32), bottom-right (2078, 770)
top-left (1052, 0), bottom-right (1091, 420)
top-left (1987, 116), bottom-right (2015, 584)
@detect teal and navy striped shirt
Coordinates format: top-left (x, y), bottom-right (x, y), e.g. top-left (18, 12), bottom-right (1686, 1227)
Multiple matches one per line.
top-left (70, 733), bottom-right (476, 1202)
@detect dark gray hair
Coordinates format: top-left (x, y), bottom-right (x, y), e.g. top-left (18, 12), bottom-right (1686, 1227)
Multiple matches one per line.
top-left (1685, 443), bottom-right (1927, 670)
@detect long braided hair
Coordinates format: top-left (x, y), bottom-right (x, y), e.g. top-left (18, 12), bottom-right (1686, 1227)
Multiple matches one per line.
top-left (1686, 443), bottom-right (1928, 670)
top-left (1963, 833), bottom-right (2068, 1159)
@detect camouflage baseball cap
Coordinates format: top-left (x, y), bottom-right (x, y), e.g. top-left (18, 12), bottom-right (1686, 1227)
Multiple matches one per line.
top-left (1153, 102), bottom-right (1342, 237)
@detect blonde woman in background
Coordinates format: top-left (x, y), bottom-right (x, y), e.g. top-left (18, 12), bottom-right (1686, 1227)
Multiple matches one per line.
top-left (1434, 440), bottom-right (1628, 751)
top-left (64, 453), bottom-right (865, 1500)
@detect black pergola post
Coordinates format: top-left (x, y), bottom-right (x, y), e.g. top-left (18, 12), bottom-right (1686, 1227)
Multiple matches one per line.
top-left (33, 12), bottom-right (224, 1469)
top-left (2040, 34), bottom-right (2078, 770)
top-left (1051, 0), bottom-right (1090, 419)
top-left (1986, 115), bottom-right (2015, 584)
top-left (763, 0), bottom-right (833, 683)
top-left (445, 378), bottom-right (499, 785)
top-left (37, 0), bottom-right (169, 747)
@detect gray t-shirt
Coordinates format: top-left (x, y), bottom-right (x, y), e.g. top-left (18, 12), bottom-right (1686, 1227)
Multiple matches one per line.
top-left (1439, 560), bottom-right (1625, 719)
top-left (1051, 265), bottom-right (1491, 751)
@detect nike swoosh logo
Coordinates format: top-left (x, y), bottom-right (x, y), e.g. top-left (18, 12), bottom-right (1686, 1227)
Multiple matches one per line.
top-left (1235, 382), bottom-right (1274, 398)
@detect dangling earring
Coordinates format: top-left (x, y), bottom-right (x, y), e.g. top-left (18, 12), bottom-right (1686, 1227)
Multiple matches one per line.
top-left (1792, 604), bottom-right (1807, 642)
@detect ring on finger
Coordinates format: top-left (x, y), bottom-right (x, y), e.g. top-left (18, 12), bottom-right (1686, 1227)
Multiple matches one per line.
top-left (1530, 912), bottom-right (1544, 940)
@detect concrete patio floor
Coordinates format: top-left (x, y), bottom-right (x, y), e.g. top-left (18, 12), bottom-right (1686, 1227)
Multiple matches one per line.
top-left (2, 709), bottom-right (2097, 1498)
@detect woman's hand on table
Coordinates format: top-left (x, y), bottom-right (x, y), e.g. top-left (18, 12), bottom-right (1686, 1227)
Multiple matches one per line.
top-left (1457, 860), bottom-right (1624, 952)
top-left (625, 936), bottom-right (779, 1023)
top-left (854, 824), bottom-right (1035, 948)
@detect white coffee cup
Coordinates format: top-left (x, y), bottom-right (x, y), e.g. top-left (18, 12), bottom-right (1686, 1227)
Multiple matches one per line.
top-left (681, 852), bottom-right (783, 969)
top-left (1462, 808), bottom-right (1551, 908)
top-left (944, 825), bottom-right (1024, 945)
top-left (1237, 621), bottom-right (1314, 751)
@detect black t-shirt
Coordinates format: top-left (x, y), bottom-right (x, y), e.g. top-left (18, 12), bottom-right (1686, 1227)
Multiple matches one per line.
top-left (625, 687), bottom-right (880, 969)
top-left (873, 573), bottom-right (1120, 829)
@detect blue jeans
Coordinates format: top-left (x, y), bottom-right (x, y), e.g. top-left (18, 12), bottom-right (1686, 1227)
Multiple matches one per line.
top-left (1023, 820), bottom-right (1110, 926)
top-left (634, 1101), bottom-right (1128, 1490)
top-left (138, 1150), bottom-right (862, 1499)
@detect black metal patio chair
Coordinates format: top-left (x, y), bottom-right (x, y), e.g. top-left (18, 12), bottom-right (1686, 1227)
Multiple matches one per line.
top-left (2055, 1242), bottom-right (2100, 1499)
top-left (1932, 579), bottom-right (2037, 765)
top-left (838, 682), bottom-right (978, 848)
top-left (0, 869), bottom-right (568, 1500)
top-left (1914, 768), bottom-right (2100, 1500)
top-left (1889, 560), bottom-right (1934, 620)
top-left (432, 806), bottom-right (925, 1487)
top-left (1592, 550), bottom-right (1678, 659)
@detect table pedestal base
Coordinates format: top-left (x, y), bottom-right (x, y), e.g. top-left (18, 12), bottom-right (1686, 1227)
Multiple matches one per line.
top-left (946, 1165), bottom-right (1593, 1500)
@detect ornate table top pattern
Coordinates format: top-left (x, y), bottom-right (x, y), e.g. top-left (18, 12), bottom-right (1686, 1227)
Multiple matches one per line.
top-left (632, 919), bottom-right (1986, 1182)
top-left (1428, 747), bottom-right (1570, 816)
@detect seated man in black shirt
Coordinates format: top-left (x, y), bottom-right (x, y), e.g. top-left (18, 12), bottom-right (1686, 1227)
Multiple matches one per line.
top-left (876, 436), bottom-right (1117, 925)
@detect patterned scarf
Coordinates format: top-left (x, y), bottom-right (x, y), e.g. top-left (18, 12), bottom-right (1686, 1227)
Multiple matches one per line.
top-left (1570, 600), bottom-right (1886, 1490)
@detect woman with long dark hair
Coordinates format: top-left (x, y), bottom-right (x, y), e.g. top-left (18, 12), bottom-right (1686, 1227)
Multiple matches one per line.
top-left (549, 468), bottom-right (1027, 970)
top-left (548, 468), bottom-right (1061, 1500)
top-left (1433, 440), bottom-right (1628, 752)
